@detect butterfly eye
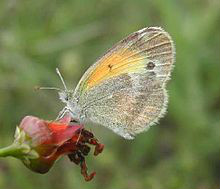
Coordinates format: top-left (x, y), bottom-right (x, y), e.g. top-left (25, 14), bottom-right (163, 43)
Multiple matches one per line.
top-left (65, 96), bottom-right (69, 101)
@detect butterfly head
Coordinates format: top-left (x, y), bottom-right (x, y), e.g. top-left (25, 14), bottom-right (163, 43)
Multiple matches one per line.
top-left (58, 89), bottom-right (80, 121)
top-left (58, 90), bottom-right (74, 104)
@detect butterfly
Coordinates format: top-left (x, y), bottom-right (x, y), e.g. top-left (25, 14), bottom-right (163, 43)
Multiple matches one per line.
top-left (40, 27), bottom-right (175, 139)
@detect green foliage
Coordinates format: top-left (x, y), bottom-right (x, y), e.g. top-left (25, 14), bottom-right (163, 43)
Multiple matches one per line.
top-left (0, 0), bottom-right (219, 188)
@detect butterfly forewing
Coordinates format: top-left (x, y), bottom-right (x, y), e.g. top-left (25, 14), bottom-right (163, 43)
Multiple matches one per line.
top-left (74, 27), bottom-right (175, 139)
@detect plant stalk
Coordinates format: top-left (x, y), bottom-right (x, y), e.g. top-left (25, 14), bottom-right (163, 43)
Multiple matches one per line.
top-left (0, 143), bottom-right (26, 158)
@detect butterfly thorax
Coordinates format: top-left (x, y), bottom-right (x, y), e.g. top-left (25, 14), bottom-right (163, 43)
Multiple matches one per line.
top-left (58, 90), bottom-right (84, 123)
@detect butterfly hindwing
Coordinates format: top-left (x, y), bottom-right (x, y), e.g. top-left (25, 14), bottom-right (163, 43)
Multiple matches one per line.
top-left (73, 27), bottom-right (175, 139)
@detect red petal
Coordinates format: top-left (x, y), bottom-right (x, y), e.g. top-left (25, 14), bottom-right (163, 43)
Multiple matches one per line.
top-left (48, 122), bottom-right (82, 145)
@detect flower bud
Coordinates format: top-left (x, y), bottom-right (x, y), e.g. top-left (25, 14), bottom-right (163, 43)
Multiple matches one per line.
top-left (15, 115), bottom-right (83, 173)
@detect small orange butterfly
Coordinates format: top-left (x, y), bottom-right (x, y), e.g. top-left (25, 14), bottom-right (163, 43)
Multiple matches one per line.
top-left (41, 27), bottom-right (175, 139)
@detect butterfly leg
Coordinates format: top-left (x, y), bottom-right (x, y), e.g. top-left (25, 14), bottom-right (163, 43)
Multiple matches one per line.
top-left (56, 107), bottom-right (69, 120)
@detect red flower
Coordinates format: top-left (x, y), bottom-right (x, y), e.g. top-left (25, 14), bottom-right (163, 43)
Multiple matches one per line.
top-left (0, 115), bottom-right (104, 181)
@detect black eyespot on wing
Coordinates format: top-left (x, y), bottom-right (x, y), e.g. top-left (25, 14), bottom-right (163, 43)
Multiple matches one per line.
top-left (147, 61), bottom-right (155, 70)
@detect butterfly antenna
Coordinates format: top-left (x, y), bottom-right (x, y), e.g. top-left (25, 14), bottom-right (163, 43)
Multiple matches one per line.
top-left (56, 68), bottom-right (68, 91)
top-left (35, 86), bottom-right (62, 91)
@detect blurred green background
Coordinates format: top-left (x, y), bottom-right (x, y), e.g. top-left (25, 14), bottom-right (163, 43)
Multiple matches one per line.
top-left (0, 0), bottom-right (220, 188)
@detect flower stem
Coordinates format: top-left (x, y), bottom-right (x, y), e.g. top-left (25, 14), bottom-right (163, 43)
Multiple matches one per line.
top-left (0, 143), bottom-right (27, 158)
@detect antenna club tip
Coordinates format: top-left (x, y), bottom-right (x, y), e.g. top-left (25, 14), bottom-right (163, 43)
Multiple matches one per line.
top-left (56, 67), bottom-right (60, 73)
top-left (34, 86), bottom-right (41, 90)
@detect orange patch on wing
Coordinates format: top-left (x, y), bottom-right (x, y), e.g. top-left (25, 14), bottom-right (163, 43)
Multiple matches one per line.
top-left (86, 50), bottom-right (144, 89)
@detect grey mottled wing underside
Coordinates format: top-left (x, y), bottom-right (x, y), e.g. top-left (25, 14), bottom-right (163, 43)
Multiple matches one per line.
top-left (74, 27), bottom-right (175, 139)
